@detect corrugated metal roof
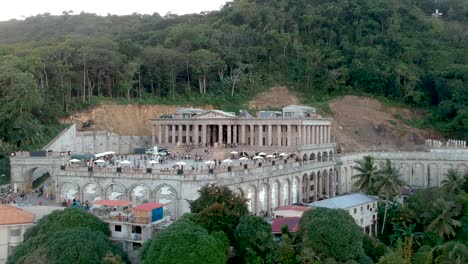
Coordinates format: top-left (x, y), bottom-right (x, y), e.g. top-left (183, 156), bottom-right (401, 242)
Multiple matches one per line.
top-left (307, 193), bottom-right (378, 209)
top-left (271, 217), bottom-right (301, 233)
top-left (93, 200), bottom-right (133, 207)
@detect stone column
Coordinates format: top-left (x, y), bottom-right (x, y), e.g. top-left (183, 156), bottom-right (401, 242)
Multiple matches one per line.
top-left (258, 125), bottom-right (263, 146)
top-left (314, 174), bottom-right (318, 201)
top-left (331, 170), bottom-right (336, 197)
top-left (233, 125), bottom-right (237, 144)
top-left (227, 125), bottom-right (232, 144)
top-left (325, 173), bottom-right (330, 197)
top-left (250, 124), bottom-right (254, 146)
top-left (277, 125), bottom-right (282, 146)
top-left (164, 125), bottom-right (169, 144)
top-left (268, 124), bottom-right (272, 146)
top-left (201, 125), bottom-right (207, 146)
top-left (218, 124), bottom-right (223, 144)
top-left (178, 125), bottom-right (183, 144)
top-left (327, 126), bottom-right (331, 144)
top-left (158, 125), bottom-right (162, 144)
top-left (241, 125), bottom-right (246, 145)
top-left (302, 125), bottom-right (306, 145)
top-left (193, 124), bottom-right (199, 145)
top-left (287, 124), bottom-right (291, 147)
top-left (152, 125), bottom-right (156, 145)
top-left (309, 126), bottom-right (313, 145)
top-left (297, 125), bottom-right (302, 146)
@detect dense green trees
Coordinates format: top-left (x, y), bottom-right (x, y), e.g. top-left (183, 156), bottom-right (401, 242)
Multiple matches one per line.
top-left (8, 208), bottom-right (127, 263)
top-left (0, 0), bottom-right (467, 157)
top-left (23, 207), bottom-right (110, 240)
top-left (299, 207), bottom-right (364, 262)
top-left (140, 218), bottom-right (226, 264)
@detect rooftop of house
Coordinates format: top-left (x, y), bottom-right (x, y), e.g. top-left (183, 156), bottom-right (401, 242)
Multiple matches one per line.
top-left (271, 217), bottom-right (301, 233)
top-left (307, 193), bottom-right (378, 209)
top-left (0, 205), bottom-right (35, 225)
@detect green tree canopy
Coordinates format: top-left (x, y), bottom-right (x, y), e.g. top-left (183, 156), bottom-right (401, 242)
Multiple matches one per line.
top-left (189, 184), bottom-right (248, 216)
top-left (23, 207), bottom-right (110, 241)
top-left (140, 218), bottom-right (226, 264)
top-left (8, 228), bottom-right (127, 264)
top-left (298, 207), bottom-right (364, 262)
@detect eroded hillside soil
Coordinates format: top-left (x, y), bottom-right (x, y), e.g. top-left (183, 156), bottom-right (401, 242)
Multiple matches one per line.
top-left (63, 88), bottom-right (442, 151)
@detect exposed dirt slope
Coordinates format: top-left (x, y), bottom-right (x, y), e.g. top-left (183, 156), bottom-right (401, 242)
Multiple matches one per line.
top-left (62, 103), bottom-right (213, 136)
top-left (248, 86), bottom-right (299, 109)
top-left (63, 88), bottom-right (442, 151)
top-left (330, 96), bottom-right (442, 152)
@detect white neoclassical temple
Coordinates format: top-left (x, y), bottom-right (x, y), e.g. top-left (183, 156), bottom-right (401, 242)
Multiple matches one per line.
top-left (151, 106), bottom-right (332, 149)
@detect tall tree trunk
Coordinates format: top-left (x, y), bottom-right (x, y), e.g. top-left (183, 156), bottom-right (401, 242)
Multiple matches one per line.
top-left (43, 63), bottom-right (49, 89)
top-left (186, 58), bottom-right (191, 94)
top-left (381, 196), bottom-right (389, 234)
top-left (82, 63), bottom-right (86, 102)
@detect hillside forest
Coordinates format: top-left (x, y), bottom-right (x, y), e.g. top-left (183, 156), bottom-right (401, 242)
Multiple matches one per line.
top-left (0, 0), bottom-right (467, 156)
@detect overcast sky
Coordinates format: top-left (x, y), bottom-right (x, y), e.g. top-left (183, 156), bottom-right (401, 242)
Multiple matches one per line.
top-left (0, 0), bottom-right (230, 21)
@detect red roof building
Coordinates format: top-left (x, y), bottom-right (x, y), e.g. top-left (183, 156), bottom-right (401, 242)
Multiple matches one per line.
top-left (271, 217), bottom-right (301, 234)
top-left (133, 202), bottom-right (165, 211)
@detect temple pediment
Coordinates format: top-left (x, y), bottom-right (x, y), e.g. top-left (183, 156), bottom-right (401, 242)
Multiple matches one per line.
top-left (194, 110), bottom-right (236, 119)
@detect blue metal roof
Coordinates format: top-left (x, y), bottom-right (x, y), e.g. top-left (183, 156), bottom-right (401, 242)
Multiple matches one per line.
top-left (307, 193), bottom-right (378, 209)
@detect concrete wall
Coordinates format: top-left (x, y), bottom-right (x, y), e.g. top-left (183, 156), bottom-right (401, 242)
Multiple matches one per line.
top-left (74, 131), bottom-right (152, 154)
top-left (0, 224), bottom-right (31, 264)
top-left (43, 124), bottom-right (77, 152)
top-left (41, 123), bottom-right (152, 154)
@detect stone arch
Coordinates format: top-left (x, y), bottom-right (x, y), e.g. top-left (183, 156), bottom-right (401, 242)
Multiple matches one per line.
top-left (399, 162), bottom-right (411, 185)
top-left (233, 188), bottom-right (244, 198)
top-left (427, 163), bottom-right (440, 187)
top-left (60, 181), bottom-right (79, 201)
top-left (303, 154), bottom-right (308, 161)
top-left (322, 170), bottom-right (329, 197)
top-left (154, 184), bottom-right (178, 220)
top-left (309, 153), bottom-right (316, 162)
top-left (247, 185), bottom-right (257, 214)
top-left (258, 183), bottom-right (268, 216)
top-left (412, 163), bottom-right (425, 187)
top-left (281, 179), bottom-right (290, 206)
top-left (329, 151), bottom-right (334, 161)
top-left (129, 183), bottom-right (151, 205)
top-left (81, 182), bottom-right (103, 202)
top-left (317, 152), bottom-right (322, 162)
top-left (292, 177), bottom-right (300, 204)
top-left (322, 152), bottom-right (328, 162)
top-left (316, 171), bottom-right (322, 198)
top-left (456, 164), bottom-right (468, 175)
top-left (105, 183), bottom-right (127, 200)
top-left (329, 168), bottom-right (335, 196)
top-left (270, 181), bottom-right (280, 210)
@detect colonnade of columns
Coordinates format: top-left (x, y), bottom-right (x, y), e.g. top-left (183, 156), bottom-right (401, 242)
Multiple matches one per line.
top-left (153, 123), bottom-right (332, 147)
top-left (302, 169), bottom-right (337, 203)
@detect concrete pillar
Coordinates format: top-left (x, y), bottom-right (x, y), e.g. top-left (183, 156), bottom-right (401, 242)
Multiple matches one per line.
top-left (297, 125), bottom-right (302, 146)
top-left (268, 124), bottom-right (272, 146)
top-left (178, 125), bottom-right (183, 144)
top-left (287, 124), bottom-right (291, 147)
top-left (325, 173), bottom-right (330, 197)
top-left (277, 125), bottom-right (282, 146)
top-left (164, 125), bottom-right (169, 144)
top-left (158, 125), bottom-right (162, 144)
top-left (309, 126), bottom-right (313, 145)
top-left (202, 125), bottom-right (207, 146)
top-left (258, 125), bottom-right (263, 146)
top-left (314, 174), bottom-right (318, 201)
top-left (241, 125), bottom-right (246, 145)
top-left (194, 124), bottom-right (199, 145)
top-left (250, 124), bottom-right (254, 146)
top-left (152, 126), bottom-right (156, 145)
top-left (302, 125), bottom-right (306, 145)
top-left (218, 124), bottom-right (223, 144)
top-left (233, 125), bottom-right (237, 144)
top-left (185, 125), bottom-right (189, 144)
top-left (327, 126), bottom-right (331, 143)
top-left (227, 125), bottom-right (232, 144)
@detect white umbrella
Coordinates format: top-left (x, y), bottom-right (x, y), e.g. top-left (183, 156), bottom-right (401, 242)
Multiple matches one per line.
top-left (239, 157), bottom-right (249, 161)
top-left (120, 160), bottom-right (131, 165)
top-left (69, 159), bottom-right (81, 163)
top-left (279, 153), bottom-right (288, 157)
top-left (175, 161), bottom-right (187, 166)
top-left (94, 159), bottom-right (105, 163)
top-left (222, 159), bottom-right (233, 164)
top-left (149, 160), bottom-right (159, 164)
top-left (253, 156), bottom-right (263, 160)
top-left (204, 160), bottom-right (215, 165)
top-left (230, 151), bottom-right (238, 155)
top-left (266, 154), bottom-right (275, 158)
top-left (258, 152), bottom-right (266, 156)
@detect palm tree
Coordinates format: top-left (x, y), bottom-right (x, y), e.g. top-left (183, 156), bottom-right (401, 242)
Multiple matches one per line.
top-left (352, 155), bottom-right (379, 195)
top-left (375, 159), bottom-right (406, 234)
top-left (434, 241), bottom-right (468, 264)
top-left (441, 169), bottom-right (466, 194)
top-left (425, 198), bottom-right (461, 239)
